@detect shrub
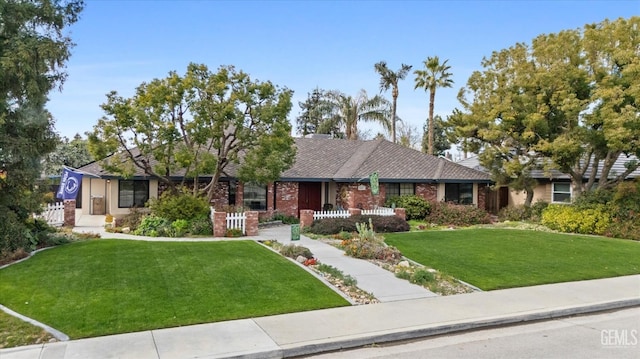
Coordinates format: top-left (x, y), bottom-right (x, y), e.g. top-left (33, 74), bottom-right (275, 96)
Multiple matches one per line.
top-left (541, 204), bottom-right (611, 235)
top-left (225, 228), bottom-right (244, 237)
top-left (119, 207), bottom-right (146, 230)
top-left (269, 212), bottom-right (300, 224)
top-left (498, 205), bottom-right (531, 222)
top-left (411, 268), bottom-right (436, 286)
top-left (169, 219), bottom-right (190, 237)
top-left (148, 189), bottom-right (210, 222)
top-left (308, 215), bottom-right (409, 235)
top-left (426, 202), bottom-right (491, 226)
top-left (134, 216), bottom-right (171, 237)
top-left (279, 244), bottom-right (313, 259)
top-left (189, 215), bottom-right (212, 236)
top-left (530, 200), bottom-right (549, 222)
top-left (385, 195), bottom-right (431, 220)
top-left (315, 263), bottom-right (357, 286)
top-left (308, 218), bottom-right (357, 235)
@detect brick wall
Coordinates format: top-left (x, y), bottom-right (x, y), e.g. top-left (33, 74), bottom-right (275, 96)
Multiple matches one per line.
top-left (63, 200), bottom-right (76, 227)
top-left (210, 181), bottom-right (230, 210)
top-left (478, 183), bottom-right (487, 210)
top-left (336, 182), bottom-right (385, 210)
top-left (416, 183), bottom-right (438, 202)
top-left (275, 182), bottom-right (299, 217)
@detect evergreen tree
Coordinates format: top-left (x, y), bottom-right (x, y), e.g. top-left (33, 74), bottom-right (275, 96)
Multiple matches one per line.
top-left (0, 0), bottom-right (84, 253)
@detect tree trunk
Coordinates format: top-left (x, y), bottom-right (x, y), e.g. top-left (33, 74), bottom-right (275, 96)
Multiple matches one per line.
top-left (524, 187), bottom-right (534, 207)
top-left (391, 94), bottom-right (397, 143)
top-left (428, 89), bottom-right (436, 155)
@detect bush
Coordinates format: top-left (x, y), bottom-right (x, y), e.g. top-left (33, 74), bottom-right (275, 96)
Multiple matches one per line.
top-left (530, 200), bottom-right (549, 222)
top-left (308, 215), bottom-right (409, 235)
top-left (426, 202), bottom-right (491, 226)
top-left (134, 216), bottom-right (171, 237)
top-left (269, 212), bottom-right (300, 224)
top-left (119, 207), bottom-right (146, 230)
top-left (148, 189), bottom-right (210, 222)
top-left (385, 195), bottom-right (431, 220)
top-left (189, 215), bottom-right (212, 236)
top-left (541, 204), bottom-right (611, 235)
top-left (169, 219), bottom-right (190, 237)
top-left (498, 205), bottom-right (531, 222)
top-left (279, 244), bottom-right (313, 259)
top-left (411, 268), bottom-right (436, 286)
top-left (225, 228), bottom-right (244, 237)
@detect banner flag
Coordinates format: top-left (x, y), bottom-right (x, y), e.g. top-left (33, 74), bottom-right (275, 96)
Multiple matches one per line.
top-left (56, 167), bottom-right (83, 200)
top-left (370, 172), bottom-right (379, 195)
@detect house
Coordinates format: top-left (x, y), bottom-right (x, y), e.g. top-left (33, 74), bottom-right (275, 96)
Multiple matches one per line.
top-left (457, 155), bottom-right (640, 206)
top-left (76, 137), bottom-right (492, 220)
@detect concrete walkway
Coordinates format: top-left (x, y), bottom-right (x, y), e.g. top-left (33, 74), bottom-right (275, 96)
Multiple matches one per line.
top-left (1, 222), bottom-right (637, 358)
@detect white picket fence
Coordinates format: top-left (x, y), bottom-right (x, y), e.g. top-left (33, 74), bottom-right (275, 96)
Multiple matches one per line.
top-left (34, 202), bottom-right (65, 226)
top-left (225, 212), bottom-right (246, 234)
top-left (313, 207), bottom-right (394, 220)
top-left (362, 207), bottom-right (395, 216)
top-left (313, 210), bottom-right (350, 220)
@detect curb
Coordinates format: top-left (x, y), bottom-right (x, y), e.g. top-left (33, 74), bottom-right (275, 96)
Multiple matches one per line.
top-left (278, 298), bottom-right (640, 358)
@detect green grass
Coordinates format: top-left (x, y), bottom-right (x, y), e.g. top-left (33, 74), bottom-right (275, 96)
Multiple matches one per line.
top-left (0, 310), bottom-right (53, 348)
top-left (0, 240), bottom-right (348, 339)
top-left (385, 228), bottom-right (640, 290)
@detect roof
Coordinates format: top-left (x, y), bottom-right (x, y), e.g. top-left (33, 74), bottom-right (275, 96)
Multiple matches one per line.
top-left (457, 155), bottom-right (640, 181)
top-left (79, 138), bottom-right (492, 183)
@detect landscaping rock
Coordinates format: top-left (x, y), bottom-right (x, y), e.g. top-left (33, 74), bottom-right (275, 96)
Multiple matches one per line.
top-left (398, 260), bottom-right (410, 268)
top-left (296, 255), bottom-right (306, 263)
top-left (122, 227), bottom-right (131, 234)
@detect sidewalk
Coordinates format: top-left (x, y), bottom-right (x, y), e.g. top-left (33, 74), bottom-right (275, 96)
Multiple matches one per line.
top-left (1, 224), bottom-right (637, 358)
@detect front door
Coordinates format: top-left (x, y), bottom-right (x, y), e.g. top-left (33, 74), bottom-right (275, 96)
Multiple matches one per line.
top-left (298, 182), bottom-right (322, 212)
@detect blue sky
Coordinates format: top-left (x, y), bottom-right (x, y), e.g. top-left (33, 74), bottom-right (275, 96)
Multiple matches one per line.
top-left (48, 0), bottom-right (638, 146)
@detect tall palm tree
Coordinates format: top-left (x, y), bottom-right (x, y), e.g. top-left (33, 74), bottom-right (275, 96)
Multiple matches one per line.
top-left (374, 61), bottom-right (412, 143)
top-left (328, 90), bottom-right (390, 140)
top-left (414, 56), bottom-right (454, 155)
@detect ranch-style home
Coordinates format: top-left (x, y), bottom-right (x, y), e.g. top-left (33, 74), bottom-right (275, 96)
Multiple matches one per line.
top-left (76, 137), bottom-right (493, 220)
top-left (457, 155), bottom-right (640, 206)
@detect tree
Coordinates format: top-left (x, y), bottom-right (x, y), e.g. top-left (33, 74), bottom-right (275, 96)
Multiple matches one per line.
top-left (451, 17), bottom-right (639, 204)
top-left (0, 0), bottom-right (84, 252)
top-left (374, 61), bottom-right (412, 143)
top-left (295, 87), bottom-right (336, 136)
top-left (43, 134), bottom-right (93, 176)
top-left (88, 63), bottom-right (296, 202)
top-left (397, 118), bottom-right (421, 150)
top-left (421, 115), bottom-right (450, 156)
top-left (327, 90), bottom-right (390, 140)
top-left (414, 56), bottom-right (454, 155)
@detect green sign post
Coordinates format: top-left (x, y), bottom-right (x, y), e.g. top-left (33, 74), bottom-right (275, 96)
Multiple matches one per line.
top-left (291, 224), bottom-right (300, 241)
top-left (370, 172), bottom-right (379, 195)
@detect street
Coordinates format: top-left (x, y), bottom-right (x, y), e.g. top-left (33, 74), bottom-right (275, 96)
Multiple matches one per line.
top-left (308, 307), bottom-right (640, 359)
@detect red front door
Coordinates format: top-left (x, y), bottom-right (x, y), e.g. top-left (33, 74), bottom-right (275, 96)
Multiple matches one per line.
top-left (298, 182), bottom-right (322, 212)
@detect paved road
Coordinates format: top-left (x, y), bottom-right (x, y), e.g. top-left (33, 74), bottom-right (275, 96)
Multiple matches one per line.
top-left (309, 307), bottom-right (640, 359)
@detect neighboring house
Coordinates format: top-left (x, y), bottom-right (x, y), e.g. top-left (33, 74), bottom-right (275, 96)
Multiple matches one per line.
top-left (457, 155), bottom-right (640, 206)
top-left (76, 137), bottom-right (492, 220)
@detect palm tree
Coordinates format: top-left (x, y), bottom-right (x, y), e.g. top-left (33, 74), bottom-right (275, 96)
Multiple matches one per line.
top-left (374, 61), bottom-right (412, 143)
top-left (328, 90), bottom-right (390, 140)
top-left (414, 56), bottom-right (454, 155)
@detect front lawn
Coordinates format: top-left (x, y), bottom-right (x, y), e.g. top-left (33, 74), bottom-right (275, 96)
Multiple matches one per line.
top-left (385, 228), bottom-right (640, 290)
top-left (0, 240), bottom-right (348, 339)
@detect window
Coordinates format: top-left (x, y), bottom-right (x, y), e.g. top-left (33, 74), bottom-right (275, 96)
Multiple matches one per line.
top-left (385, 183), bottom-right (415, 202)
top-left (445, 183), bottom-right (473, 205)
top-left (119, 180), bottom-right (149, 208)
top-left (243, 183), bottom-right (267, 210)
top-left (552, 183), bottom-right (571, 203)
